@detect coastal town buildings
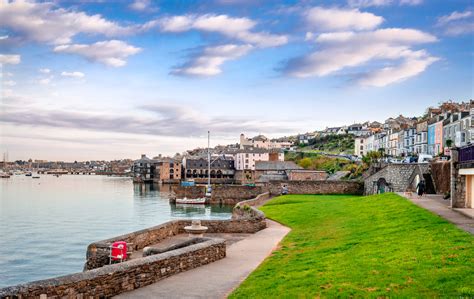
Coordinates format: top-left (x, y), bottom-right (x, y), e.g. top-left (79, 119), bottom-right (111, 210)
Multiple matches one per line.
top-left (183, 156), bottom-right (235, 182)
top-left (233, 148), bottom-right (284, 171)
top-left (428, 119), bottom-right (444, 156)
top-left (132, 155), bottom-right (183, 183)
top-left (354, 137), bottom-right (366, 157)
top-left (414, 120), bottom-right (429, 155)
top-left (239, 134), bottom-right (291, 150)
top-left (352, 101), bottom-right (474, 159)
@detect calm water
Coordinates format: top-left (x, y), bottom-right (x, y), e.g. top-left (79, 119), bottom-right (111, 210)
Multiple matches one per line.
top-left (0, 175), bottom-right (232, 288)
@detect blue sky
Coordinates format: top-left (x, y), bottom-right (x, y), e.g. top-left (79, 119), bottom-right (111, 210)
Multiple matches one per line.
top-left (0, 0), bottom-right (473, 160)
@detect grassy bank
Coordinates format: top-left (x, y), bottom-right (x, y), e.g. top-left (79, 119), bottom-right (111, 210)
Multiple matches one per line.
top-left (230, 194), bottom-right (474, 298)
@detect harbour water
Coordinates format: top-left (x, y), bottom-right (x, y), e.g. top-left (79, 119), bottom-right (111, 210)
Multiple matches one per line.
top-left (0, 175), bottom-right (233, 288)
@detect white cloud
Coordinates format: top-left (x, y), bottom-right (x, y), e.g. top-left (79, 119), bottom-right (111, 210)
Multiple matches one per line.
top-left (54, 40), bottom-right (142, 67)
top-left (0, 54), bottom-right (21, 65)
top-left (0, 1), bottom-right (136, 45)
top-left (436, 10), bottom-right (473, 36)
top-left (438, 10), bottom-right (473, 25)
top-left (3, 80), bottom-right (16, 87)
top-left (0, 35), bottom-right (8, 40)
top-left (39, 68), bottom-right (51, 74)
top-left (0, 72), bottom-right (13, 78)
top-left (357, 54), bottom-right (439, 86)
top-left (348, 0), bottom-right (422, 7)
top-left (61, 71), bottom-right (85, 79)
top-left (38, 78), bottom-right (51, 85)
top-left (305, 7), bottom-right (384, 31)
top-left (400, 0), bottom-right (423, 5)
top-left (172, 44), bottom-right (253, 76)
top-left (284, 28), bottom-right (438, 87)
top-left (130, 0), bottom-right (149, 11)
top-left (159, 14), bottom-right (288, 48)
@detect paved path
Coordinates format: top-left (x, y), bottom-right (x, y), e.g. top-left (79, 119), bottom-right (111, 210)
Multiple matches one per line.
top-left (115, 220), bottom-right (290, 299)
top-left (398, 193), bottom-right (474, 234)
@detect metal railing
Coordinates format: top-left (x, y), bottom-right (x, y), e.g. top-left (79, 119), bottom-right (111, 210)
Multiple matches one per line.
top-left (459, 144), bottom-right (474, 163)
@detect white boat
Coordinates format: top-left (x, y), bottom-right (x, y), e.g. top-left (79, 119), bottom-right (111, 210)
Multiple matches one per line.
top-left (176, 197), bottom-right (206, 204)
top-left (176, 131), bottom-right (213, 204)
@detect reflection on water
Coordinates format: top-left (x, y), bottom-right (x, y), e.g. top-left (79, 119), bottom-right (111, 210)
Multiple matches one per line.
top-left (0, 175), bottom-right (232, 288)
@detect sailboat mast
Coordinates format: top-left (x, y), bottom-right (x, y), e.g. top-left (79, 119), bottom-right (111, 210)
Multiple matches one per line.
top-left (207, 130), bottom-right (211, 187)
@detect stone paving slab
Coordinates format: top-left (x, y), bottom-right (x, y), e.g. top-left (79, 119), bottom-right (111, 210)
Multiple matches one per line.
top-left (114, 220), bottom-right (290, 299)
top-left (398, 192), bottom-right (474, 235)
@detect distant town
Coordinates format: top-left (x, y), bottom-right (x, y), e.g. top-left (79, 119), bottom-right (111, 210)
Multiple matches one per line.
top-left (2, 100), bottom-right (473, 185)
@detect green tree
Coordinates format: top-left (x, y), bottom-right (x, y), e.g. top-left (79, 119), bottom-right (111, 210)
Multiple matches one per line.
top-left (298, 157), bottom-right (312, 169)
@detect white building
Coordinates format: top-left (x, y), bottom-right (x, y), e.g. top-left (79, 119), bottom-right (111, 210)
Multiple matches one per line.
top-left (354, 137), bottom-right (366, 157)
top-left (239, 133), bottom-right (292, 150)
top-left (234, 148), bottom-right (284, 170)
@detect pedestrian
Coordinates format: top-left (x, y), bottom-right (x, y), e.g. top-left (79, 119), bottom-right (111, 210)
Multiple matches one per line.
top-left (417, 180), bottom-right (426, 198)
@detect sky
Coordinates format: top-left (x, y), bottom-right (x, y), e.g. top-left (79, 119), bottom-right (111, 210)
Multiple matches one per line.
top-left (0, 0), bottom-right (473, 161)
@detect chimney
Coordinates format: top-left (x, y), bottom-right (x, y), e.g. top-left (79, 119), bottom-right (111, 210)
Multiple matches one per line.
top-left (141, 154), bottom-right (146, 159)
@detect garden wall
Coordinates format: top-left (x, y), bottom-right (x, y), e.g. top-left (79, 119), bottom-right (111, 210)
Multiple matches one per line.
top-left (85, 218), bottom-right (266, 270)
top-left (0, 239), bottom-right (225, 299)
top-left (266, 180), bottom-right (364, 195)
top-left (430, 161), bottom-right (451, 194)
top-left (171, 185), bottom-right (263, 204)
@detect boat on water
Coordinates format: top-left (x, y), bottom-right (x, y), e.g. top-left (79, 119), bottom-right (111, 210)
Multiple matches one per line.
top-left (175, 197), bottom-right (207, 204)
top-left (32, 176), bottom-right (40, 179)
top-left (175, 131), bottom-right (213, 205)
top-left (0, 173), bottom-right (11, 178)
top-left (25, 172), bottom-right (32, 177)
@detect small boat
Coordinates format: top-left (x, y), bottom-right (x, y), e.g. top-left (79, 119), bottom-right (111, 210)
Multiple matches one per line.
top-left (25, 172), bottom-right (32, 177)
top-left (32, 176), bottom-right (40, 179)
top-left (0, 173), bottom-right (11, 178)
top-left (175, 197), bottom-right (206, 204)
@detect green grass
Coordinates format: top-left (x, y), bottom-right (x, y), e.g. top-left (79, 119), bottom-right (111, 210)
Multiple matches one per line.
top-left (230, 194), bottom-right (474, 298)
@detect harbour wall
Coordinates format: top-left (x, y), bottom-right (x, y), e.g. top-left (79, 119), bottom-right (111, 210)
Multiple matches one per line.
top-left (0, 239), bottom-right (225, 299)
top-left (266, 180), bottom-right (364, 196)
top-left (172, 180), bottom-right (363, 204)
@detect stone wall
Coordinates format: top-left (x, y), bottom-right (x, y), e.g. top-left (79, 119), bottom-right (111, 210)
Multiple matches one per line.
top-left (85, 217), bottom-right (266, 271)
top-left (451, 148), bottom-right (466, 208)
top-left (287, 170), bottom-right (328, 181)
top-left (364, 164), bottom-right (430, 195)
top-left (0, 239), bottom-right (225, 299)
top-left (171, 185), bottom-right (263, 205)
top-left (430, 161), bottom-right (451, 194)
top-left (266, 180), bottom-right (364, 195)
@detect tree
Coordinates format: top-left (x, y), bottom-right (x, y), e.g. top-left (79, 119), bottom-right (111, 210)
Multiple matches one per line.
top-left (446, 139), bottom-right (453, 148)
top-left (298, 157), bottom-right (312, 169)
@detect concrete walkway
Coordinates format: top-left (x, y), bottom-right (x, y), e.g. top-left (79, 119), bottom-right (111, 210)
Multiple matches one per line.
top-left (398, 192), bottom-right (474, 235)
top-left (115, 219), bottom-right (290, 299)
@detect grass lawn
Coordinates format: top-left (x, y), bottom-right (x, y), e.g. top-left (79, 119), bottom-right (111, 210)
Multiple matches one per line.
top-left (230, 193), bottom-right (474, 298)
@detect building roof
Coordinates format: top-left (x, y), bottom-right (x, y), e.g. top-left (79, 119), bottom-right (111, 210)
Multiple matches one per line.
top-left (252, 135), bottom-right (269, 141)
top-left (255, 161), bottom-right (302, 171)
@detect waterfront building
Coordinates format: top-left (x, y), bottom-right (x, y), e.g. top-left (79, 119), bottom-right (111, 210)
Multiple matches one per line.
top-left (403, 127), bottom-right (416, 156)
top-left (443, 112), bottom-right (470, 149)
top-left (239, 133), bottom-right (292, 149)
top-left (354, 136), bottom-right (366, 157)
top-left (183, 156), bottom-right (235, 180)
top-left (132, 154), bottom-right (155, 182)
top-left (428, 119), bottom-right (444, 155)
top-left (233, 148), bottom-right (284, 171)
top-left (414, 120), bottom-right (429, 155)
top-left (388, 130), bottom-right (400, 157)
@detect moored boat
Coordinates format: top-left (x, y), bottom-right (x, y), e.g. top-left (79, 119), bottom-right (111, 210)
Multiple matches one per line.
top-left (175, 197), bottom-right (207, 204)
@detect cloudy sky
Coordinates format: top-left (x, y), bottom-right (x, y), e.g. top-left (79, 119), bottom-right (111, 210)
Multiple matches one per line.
top-left (0, 0), bottom-right (472, 161)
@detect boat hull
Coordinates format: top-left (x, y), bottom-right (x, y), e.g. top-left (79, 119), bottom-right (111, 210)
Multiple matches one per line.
top-left (175, 198), bottom-right (207, 204)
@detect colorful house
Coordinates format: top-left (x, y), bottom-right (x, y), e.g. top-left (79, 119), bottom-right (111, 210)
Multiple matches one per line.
top-left (428, 121), bottom-right (444, 155)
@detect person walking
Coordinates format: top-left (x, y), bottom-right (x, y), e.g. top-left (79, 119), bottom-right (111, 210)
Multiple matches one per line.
top-left (417, 180), bottom-right (426, 198)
